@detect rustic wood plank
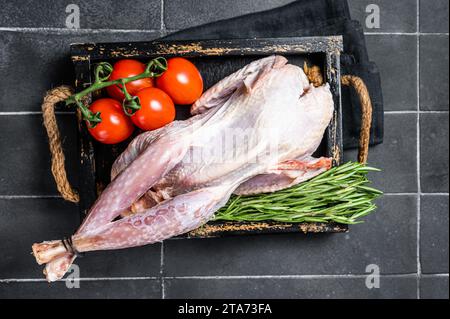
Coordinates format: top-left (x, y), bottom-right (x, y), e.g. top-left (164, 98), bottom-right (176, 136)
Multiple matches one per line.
top-left (73, 58), bottom-right (97, 219)
top-left (326, 51), bottom-right (344, 165)
top-left (184, 221), bottom-right (347, 238)
top-left (71, 36), bottom-right (344, 61)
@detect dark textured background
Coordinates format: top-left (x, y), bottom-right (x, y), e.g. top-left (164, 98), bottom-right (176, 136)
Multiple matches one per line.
top-left (0, 0), bottom-right (448, 299)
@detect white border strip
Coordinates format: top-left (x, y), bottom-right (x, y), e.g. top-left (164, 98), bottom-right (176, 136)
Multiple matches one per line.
top-left (160, 242), bottom-right (165, 299)
top-left (384, 111), bottom-right (449, 114)
top-left (365, 32), bottom-right (449, 36)
top-left (0, 27), bottom-right (447, 36)
top-left (0, 273), bottom-right (424, 283)
top-left (0, 195), bottom-right (63, 199)
top-left (0, 112), bottom-right (75, 116)
top-left (0, 277), bottom-right (158, 283)
top-left (0, 27), bottom-right (162, 34)
top-left (416, 0), bottom-right (422, 299)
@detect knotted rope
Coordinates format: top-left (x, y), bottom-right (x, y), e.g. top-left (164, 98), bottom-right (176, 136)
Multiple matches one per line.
top-left (304, 63), bottom-right (372, 164)
top-left (41, 86), bottom-right (80, 203)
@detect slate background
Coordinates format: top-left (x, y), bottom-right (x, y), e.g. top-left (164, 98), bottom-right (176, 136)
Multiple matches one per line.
top-left (0, 0), bottom-right (448, 299)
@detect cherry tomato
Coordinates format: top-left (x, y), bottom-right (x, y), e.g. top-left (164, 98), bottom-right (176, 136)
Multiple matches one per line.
top-left (131, 87), bottom-right (176, 131)
top-left (88, 98), bottom-right (134, 144)
top-left (156, 57), bottom-right (203, 105)
top-left (106, 59), bottom-right (154, 101)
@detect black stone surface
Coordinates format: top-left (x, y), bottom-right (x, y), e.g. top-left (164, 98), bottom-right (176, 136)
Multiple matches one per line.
top-left (348, 0), bottom-right (417, 33)
top-left (0, 0), bottom-right (448, 299)
top-left (420, 0), bottom-right (450, 33)
top-left (165, 276), bottom-right (417, 299)
top-left (0, 115), bottom-right (78, 196)
top-left (420, 35), bottom-right (449, 111)
top-left (344, 114), bottom-right (418, 193)
top-left (0, 198), bottom-right (162, 279)
top-left (0, 279), bottom-right (161, 299)
top-left (420, 276), bottom-right (449, 299)
top-left (420, 113), bottom-right (450, 192)
top-left (0, 198), bottom-right (79, 279)
top-left (164, 196), bottom-right (417, 276)
top-left (420, 195), bottom-right (449, 274)
top-left (164, 0), bottom-right (295, 30)
top-left (365, 35), bottom-right (417, 111)
top-left (0, 32), bottom-right (160, 112)
top-left (0, 0), bottom-right (161, 29)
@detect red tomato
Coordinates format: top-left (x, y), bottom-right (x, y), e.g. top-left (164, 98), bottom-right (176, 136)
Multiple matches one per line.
top-left (131, 87), bottom-right (176, 131)
top-left (156, 57), bottom-right (203, 105)
top-left (88, 98), bottom-right (134, 144)
top-left (106, 59), bottom-right (154, 101)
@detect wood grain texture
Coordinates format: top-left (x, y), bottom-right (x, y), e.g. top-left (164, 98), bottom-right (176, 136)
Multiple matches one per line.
top-left (70, 37), bottom-right (344, 60)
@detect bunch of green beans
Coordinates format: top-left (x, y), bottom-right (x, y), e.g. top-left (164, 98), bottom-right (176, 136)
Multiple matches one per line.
top-left (214, 162), bottom-right (382, 224)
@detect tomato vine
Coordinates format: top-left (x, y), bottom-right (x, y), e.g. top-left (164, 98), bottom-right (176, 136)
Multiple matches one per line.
top-left (65, 57), bottom-right (167, 127)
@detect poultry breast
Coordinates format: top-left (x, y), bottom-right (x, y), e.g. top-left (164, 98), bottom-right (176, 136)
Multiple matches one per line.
top-left (32, 55), bottom-right (334, 281)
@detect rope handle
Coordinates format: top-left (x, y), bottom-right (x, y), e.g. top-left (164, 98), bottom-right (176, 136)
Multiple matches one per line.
top-left (340, 75), bottom-right (372, 164)
top-left (304, 64), bottom-right (373, 164)
top-left (42, 86), bottom-right (80, 203)
top-left (42, 68), bottom-right (373, 202)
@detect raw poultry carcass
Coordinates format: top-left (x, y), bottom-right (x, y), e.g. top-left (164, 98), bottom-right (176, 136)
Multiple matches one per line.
top-left (32, 55), bottom-right (334, 281)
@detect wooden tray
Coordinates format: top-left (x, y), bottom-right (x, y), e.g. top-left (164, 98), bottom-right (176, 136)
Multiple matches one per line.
top-left (70, 36), bottom-right (346, 238)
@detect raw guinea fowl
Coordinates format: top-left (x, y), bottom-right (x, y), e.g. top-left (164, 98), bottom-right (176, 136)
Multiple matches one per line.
top-left (32, 55), bottom-right (334, 281)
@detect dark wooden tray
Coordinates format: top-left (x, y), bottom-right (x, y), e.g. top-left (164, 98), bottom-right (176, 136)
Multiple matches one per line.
top-left (70, 36), bottom-right (347, 238)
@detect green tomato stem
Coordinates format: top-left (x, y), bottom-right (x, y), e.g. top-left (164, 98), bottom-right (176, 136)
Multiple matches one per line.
top-left (65, 57), bottom-right (168, 126)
